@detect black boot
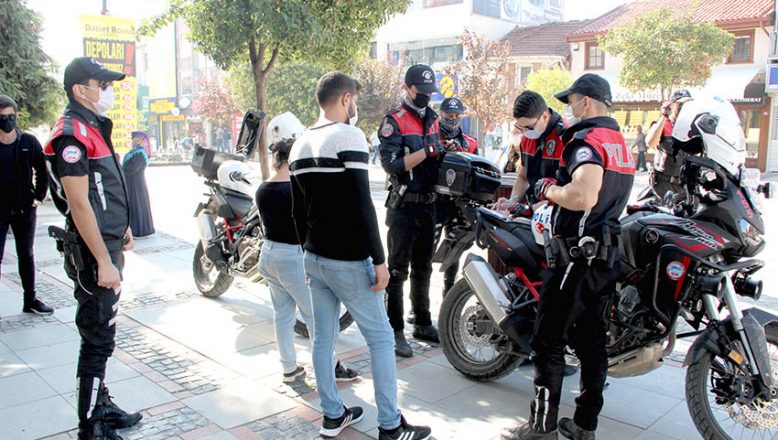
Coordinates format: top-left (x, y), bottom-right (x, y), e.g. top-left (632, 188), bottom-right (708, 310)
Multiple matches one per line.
top-left (77, 377), bottom-right (124, 440)
top-left (98, 384), bottom-right (143, 429)
top-left (558, 418), bottom-right (595, 440)
top-left (412, 324), bottom-right (439, 343)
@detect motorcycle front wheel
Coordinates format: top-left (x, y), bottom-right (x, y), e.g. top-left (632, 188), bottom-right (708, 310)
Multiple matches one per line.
top-left (193, 242), bottom-right (234, 298)
top-left (439, 279), bottom-right (522, 382)
top-left (686, 324), bottom-right (778, 439)
top-left (293, 307), bottom-right (355, 338)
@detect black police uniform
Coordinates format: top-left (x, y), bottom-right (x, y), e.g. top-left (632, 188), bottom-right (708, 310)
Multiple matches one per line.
top-left (43, 57), bottom-right (140, 438)
top-left (379, 102), bottom-right (440, 334)
top-left (529, 116), bottom-right (635, 434)
top-left (651, 118), bottom-right (685, 199)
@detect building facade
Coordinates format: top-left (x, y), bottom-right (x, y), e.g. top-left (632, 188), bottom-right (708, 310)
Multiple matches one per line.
top-left (565, 0), bottom-right (773, 170)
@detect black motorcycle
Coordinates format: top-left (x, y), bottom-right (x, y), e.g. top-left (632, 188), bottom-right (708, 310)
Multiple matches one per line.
top-left (190, 110), bottom-right (353, 337)
top-left (435, 150), bottom-right (778, 439)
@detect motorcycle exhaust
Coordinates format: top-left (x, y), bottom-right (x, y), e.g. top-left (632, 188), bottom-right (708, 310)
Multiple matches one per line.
top-left (196, 212), bottom-right (217, 248)
top-left (462, 255), bottom-right (532, 353)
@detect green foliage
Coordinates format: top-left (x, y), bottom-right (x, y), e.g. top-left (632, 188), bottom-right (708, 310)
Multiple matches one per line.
top-left (353, 58), bottom-right (404, 136)
top-left (599, 8), bottom-right (734, 100)
top-left (226, 61), bottom-right (327, 126)
top-left (525, 69), bottom-right (572, 114)
top-left (0, 0), bottom-right (64, 127)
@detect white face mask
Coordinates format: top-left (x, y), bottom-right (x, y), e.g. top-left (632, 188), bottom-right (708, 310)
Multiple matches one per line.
top-left (523, 128), bottom-right (541, 140)
top-left (346, 100), bottom-right (358, 126)
top-left (84, 85), bottom-right (115, 115)
top-left (564, 98), bottom-right (585, 126)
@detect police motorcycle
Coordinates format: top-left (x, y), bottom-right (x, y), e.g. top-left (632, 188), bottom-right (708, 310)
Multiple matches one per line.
top-left (436, 97), bottom-right (778, 440)
top-left (190, 110), bottom-right (353, 336)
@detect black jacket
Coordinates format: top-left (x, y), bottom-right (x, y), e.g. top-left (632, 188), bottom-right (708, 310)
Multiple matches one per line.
top-left (5, 129), bottom-right (48, 213)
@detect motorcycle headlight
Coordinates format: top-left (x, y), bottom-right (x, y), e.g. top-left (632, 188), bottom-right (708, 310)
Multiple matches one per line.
top-left (738, 218), bottom-right (763, 248)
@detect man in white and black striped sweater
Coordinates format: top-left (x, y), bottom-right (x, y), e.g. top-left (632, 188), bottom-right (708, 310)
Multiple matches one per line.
top-left (289, 72), bottom-right (431, 440)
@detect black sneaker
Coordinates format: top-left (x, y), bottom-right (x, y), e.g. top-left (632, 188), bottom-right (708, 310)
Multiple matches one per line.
top-left (335, 361), bottom-right (360, 382)
top-left (394, 331), bottom-right (413, 358)
top-left (558, 418), bottom-right (595, 440)
top-left (22, 299), bottom-right (54, 315)
top-left (282, 365), bottom-right (306, 383)
top-left (379, 416), bottom-right (431, 440)
top-left (412, 324), bottom-right (439, 343)
top-left (319, 405), bottom-right (363, 438)
top-left (501, 423), bottom-right (558, 440)
top-left (406, 311), bottom-right (416, 325)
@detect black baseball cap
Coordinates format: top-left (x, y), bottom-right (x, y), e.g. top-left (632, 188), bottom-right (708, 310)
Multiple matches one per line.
top-left (440, 97), bottom-right (466, 114)
top-left (64, 57), bottom-right (126, 90)
top-left (404, 64), bottom-right (438, 94)
top-left (554, 73), bottom-right (613, 107)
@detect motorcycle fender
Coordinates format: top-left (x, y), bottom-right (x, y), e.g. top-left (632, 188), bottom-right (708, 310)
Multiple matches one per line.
top-left (194, 201), bottom-right (208, 217)
top-left (741, 307), bottom-right (778, 388)
top-left (683, 324), bottom-right (728, 367)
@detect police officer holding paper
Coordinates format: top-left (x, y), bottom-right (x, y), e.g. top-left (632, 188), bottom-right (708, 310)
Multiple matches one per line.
top-left (44, 57), bottom-right (142, 440)
top-left (379, 64), bottom-right (443, 358)
top-left (502, 74), bottom-right (635, 440)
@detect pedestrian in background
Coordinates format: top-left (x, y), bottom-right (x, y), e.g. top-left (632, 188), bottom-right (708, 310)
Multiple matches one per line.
top-left (0, 95), bottom-right (53, 317)
top-left (632, 124), bottom-right (648, 172)
top-left (256, 111), bottom-right (359, 385)
top-left (122, 131), bottom-right (155, 237)
top-left (290, 71), bottom-right (431, 440)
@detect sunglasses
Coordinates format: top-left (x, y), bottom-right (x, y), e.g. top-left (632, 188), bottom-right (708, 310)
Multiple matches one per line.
top-left (513, 119), bottom-right (538, 132)
top-left (81, 81), bottom-right (112, 91)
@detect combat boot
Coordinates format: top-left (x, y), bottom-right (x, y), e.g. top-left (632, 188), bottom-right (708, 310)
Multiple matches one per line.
top-left (98, 385), bottom-right (143, 429)
top-left (501, 423), bottom-right (558, 440)
top-left (558, 418), bottom-right (595, 440)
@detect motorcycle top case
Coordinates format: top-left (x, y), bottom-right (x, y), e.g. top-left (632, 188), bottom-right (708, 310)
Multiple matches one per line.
top-left (435, 152), bottom-right (501, 203)
top-left (191, 144), bottom-right (246, 180)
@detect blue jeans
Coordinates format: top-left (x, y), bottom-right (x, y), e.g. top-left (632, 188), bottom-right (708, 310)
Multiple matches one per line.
top-left (304, 252), bottom-right (401, 429)
top-left (257, 240), bottom-right (315, 373)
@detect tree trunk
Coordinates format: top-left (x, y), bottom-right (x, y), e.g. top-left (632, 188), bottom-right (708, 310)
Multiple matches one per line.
top-left (249, 37), bottom-right (271, 180)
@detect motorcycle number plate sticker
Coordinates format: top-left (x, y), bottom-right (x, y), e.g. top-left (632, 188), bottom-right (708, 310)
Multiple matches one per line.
top-left (666, 261), bottom-right (686, 281)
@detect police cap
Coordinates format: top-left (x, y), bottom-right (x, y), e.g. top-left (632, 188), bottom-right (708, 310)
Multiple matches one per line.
top-left (404, 64), bottom-right (438, 94)
top-left (555, 73), bottom-right (613, 107)
top-left (64, 57), bottom-right (126, 91)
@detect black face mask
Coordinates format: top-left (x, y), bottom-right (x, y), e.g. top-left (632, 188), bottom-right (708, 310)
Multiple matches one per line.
top-left (412, 92), bottom-right (431, 109)
top-left (0, 115), bottom-right (16, 134)
top-left (440, 117), bottom-right (462, 138)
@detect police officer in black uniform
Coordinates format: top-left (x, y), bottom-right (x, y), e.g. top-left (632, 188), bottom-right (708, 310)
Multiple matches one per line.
top-left (646, 89), bottom-right (692, 200)
top-left (43, 57), bottom-right (142, 440)
top-left (502, 74), bottom-right (635, 440)
top-left (379, 64), bottom-right (442, 358)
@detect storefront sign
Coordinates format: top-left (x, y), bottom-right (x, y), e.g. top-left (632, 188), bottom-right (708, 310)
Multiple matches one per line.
top-left (81, 15), bottom-right (137, 152)
top-left (149, 98), bottom-right (177, 115)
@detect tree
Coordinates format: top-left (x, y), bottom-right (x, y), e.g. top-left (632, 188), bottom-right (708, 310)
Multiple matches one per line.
top-left (226, 60), bottom-right (328, 126)
top-left (0, 0), bottom-right (63, 127)
top-left (142, 0), bottom-right (410, 178)
top-left (353, 58), bottom-right (404, 137)
top-left (525, 69), bottom-right (572, 114)
top-left (443, 29), bottom-right (518, 143)
top-left (192, 77), bottom-right (238, 126)
top-left (599, 8), bottom-right (734, 101)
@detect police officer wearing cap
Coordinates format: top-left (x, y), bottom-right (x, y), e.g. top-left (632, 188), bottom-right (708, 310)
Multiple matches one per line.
top-left (433, 97), bottom-right (477, 297)
top-left (646, 89), bottom-right (692, 199)
top-left (379, 64), bottom-right (443, 358)
top-left (43, 57), bottom-right (142, 440)
top-left (501, 74), bottom-right (635, 440)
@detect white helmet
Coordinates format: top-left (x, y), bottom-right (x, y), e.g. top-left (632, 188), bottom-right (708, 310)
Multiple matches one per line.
top-left (267, 112), bottom-right (305, 145)
top-left (217, 160), bottom-right (259, 196)
top-left (672, 94), bottom-right (746, 176)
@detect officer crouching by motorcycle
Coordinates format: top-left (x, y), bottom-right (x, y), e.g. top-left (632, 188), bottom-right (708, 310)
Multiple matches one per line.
top-left (502, 74), bottom-right (635, 440)
top-left (433, 97), bottom-right (478, 298)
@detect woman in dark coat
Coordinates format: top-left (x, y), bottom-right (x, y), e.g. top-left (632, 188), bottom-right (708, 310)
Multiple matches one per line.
top-left (123, 131), bottom-right (155, 237)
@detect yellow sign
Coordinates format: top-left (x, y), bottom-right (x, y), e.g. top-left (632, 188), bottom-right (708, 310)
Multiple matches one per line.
top-left (160, 115), bottom-right (186, 122)
top-left (439, 75), bottom-right (456, 99)
top-left (150, 99), bottom-right (176, 115)
top-left (80, 15), bottom-right (137, 152)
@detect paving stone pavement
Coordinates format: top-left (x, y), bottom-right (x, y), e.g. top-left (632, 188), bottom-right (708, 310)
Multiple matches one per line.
top-left (4, 165), bottom-right (778, 440)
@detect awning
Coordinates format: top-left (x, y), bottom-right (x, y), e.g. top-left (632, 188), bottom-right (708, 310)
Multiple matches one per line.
top-left (697, 67), bottom-right (764, 104)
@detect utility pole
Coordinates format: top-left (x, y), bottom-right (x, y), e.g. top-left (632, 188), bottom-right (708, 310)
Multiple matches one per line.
top-left (101, 0), bottom-right (108, 15)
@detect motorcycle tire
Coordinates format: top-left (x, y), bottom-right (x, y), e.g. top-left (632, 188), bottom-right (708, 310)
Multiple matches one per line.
top-left (439, 279), bottom-right (522, 382)
top-left (193, 242), bottom-right (234, 298)
top-left (686, 324), bottom-right (778, 440)
top-left (293, 311), bottom-right (355, 338)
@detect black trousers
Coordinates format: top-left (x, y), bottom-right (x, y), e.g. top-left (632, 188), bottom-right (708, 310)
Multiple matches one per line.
top-left (0, 208), bottom-right (38, 303)
top-left (650, 171), bottom-right (684, 201)
top-left (529, 259), bottom-right (618, 432)
top-left (433, 198), bottom-right (463, 294)
top-left (64, 247), bottom-right (123, 380)
top-left (385, 203), bottom-right (435, 331)
top-left (636, 152), bottom-right (647, 171)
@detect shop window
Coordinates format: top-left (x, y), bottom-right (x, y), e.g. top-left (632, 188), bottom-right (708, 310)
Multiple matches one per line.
top-left (728, 30), bottom-right (754, 64)
top-left (585, 42), bottom-right (604, 70)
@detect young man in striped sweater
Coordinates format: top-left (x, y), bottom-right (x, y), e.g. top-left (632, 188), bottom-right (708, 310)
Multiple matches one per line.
top-left (289, 71), bottom-right (431, 440)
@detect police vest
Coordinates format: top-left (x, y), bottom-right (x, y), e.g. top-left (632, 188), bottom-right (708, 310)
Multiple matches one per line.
top-left (519, 113), bottom-right (566, 189)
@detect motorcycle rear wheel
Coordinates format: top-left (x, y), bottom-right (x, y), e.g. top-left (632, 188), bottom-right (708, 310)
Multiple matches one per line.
top-left (439, 279), bottom-right (522, 382)
top-left (193, 242), bottom-right (234, 298)
top-left (686, 324), bottom-right (778, 440)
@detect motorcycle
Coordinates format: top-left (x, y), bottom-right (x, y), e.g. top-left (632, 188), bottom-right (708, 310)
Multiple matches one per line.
top-left (190, 109), bottom-right (353, 337)
top-left (436, 106), bottom-right (778, 438)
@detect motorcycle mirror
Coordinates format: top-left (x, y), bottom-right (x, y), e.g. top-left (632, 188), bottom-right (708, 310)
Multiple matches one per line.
top-left (759, 181), bottom-right (777, 199)
top-left (637, 186), bottom-right (659, 201)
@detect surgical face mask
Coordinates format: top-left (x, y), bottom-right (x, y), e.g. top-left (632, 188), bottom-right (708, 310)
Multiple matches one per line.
top-left (83, 84), bottom-right (115, 115)
top-left (564, 98), bottom-right (585, 126)
top-left (347, 101), bottom-right (358, 126)
top-left (412, 91), bottom-right (431, 109)
top-left (0, 114), bottom-right (17, 134)
top-left (440, 116), bottom-right (462, 135)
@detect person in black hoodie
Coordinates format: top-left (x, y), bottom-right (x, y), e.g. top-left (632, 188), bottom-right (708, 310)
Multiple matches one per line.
top-left (0, 95), bottom-right (53, 316)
